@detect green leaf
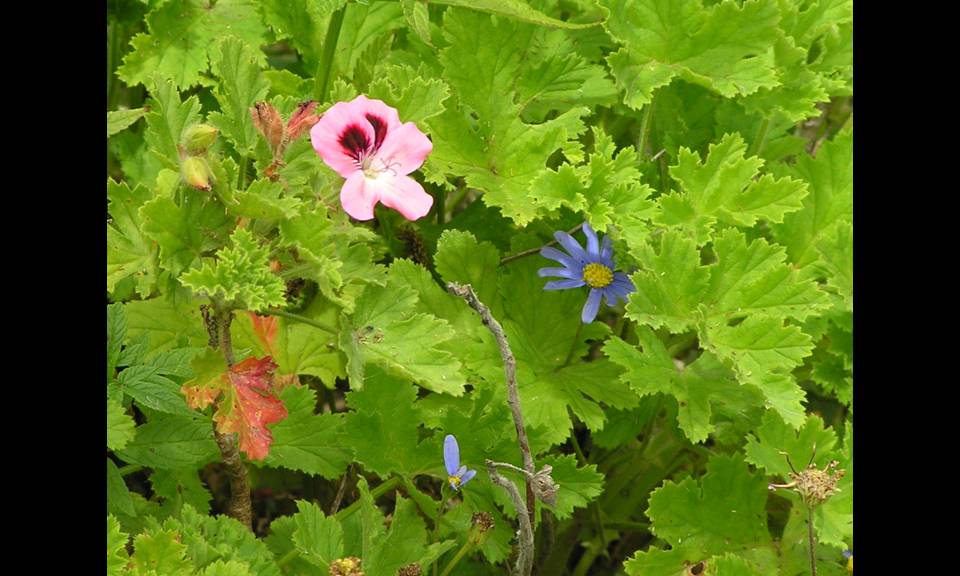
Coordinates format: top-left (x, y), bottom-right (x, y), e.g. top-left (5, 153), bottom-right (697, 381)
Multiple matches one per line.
top-left (227, 178), bottom-right (303, 220)
top-left (140, 189), bottom-right (232, 277)
top-left (434, 230), bottom-right (502, 315)
top-left (340, 267), bottom-right (466, 395)
top-left (704, 316), bottom-right (812, 427)
top-left (427, 10), bottom-right (589, 225)
top-left (124, 298), bottom-right (210, 355)
top-left (130, 528), bottom-right (194, 575)
top-left (342, 366), bottom-right (434, 476)
top-left (662, 133), bottom-right (808, 240)
top-left (366, 64), bottom-right (451, 124)
top-left (142, 78), bottom-right (203, 170)
top-left (108, 303), bottom-right (127, 378)
top-left (261, 386), bottom-right (353, 478)
top-left (333, 2), bottom-right (406, 80)
top-left (119, 413), bottom-right (219, 469)
top-left (770, 132), bottom-right (853, 268)
top-left (739, 34), bottom-right (830, 122)
top-left (401, 0), bottom-right (432, 45)
top-left (602, 0), bottom-right (781, 109)
top-left (290, 500), bottom-right (343, 572)
top-left (604, 330), bottom-right (741, 443)
top-left (151, 468), bottom-right (213, 515)
top-left (366, 495), bottom-right (433, 575)
top-left (815, 221), bottom-right (853, 308)
top-left (540, 454), bottom-right (604, 520)
top-left (108, 178), bottom-right (158, 297)
top-left (199, 560), bottom-right (254, 576)
top-left (118, 366), bottom-right (194, 418)
top-left (107, 458), bottom-right (136, 517)
top-left (108, 107), bottom-right (148, 137)
top-left (647, 454), bottom-right (769, 552)
top-left (118, 0), bottom-right (268, 89)
top-left (108, 397), bottom-right (137, 451)
top-left (430, 0), bottom-right (602, 29)
top-left (744, 412), bottom-right (839, 478)
top-left (180, 228), bottom-right (286, 312)
top-left (259, 0), bottom-right (344, 67)
top-left (208, 37), bottom-right (270, 155)
top-left (625, 230), bottom-right (709, 332)
top-left (107, 515), bottom-right (130, 576)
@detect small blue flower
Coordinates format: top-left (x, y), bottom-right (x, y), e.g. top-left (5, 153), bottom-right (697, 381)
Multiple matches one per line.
top-left (443, 434), bottom-right (476, 491)
top-left (538, 222), bottom-right (636, 324)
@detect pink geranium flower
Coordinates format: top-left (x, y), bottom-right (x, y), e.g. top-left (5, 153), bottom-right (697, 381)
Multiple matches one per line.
top-left (310, 95), bottom-right (434, 221)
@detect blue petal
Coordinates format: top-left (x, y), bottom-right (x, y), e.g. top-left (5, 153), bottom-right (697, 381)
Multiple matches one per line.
top-left (601, 235), bottom-right (613, 259)
top-left (545, 279), bottom-right (586, 290)
top-left (583, 222), bottom-right (600, 256)
top-left (538, 266), bottom-right (579, 279)
top-left (460, 469), bottom-right (477, 486)
top-left (581, 289), bottom-right (603, 323)
top-left (602, 286), bottom-right (620, 307)
top-left (613, 272), bottom-right (636, 293)
top-left (554, 231), bottom-right (587, 262)
top-left (540, 246), bottom-right (578, 269)
top-left (444, 435), bottom-right (460, 476)
top-left (456, 465), bottom-right (467, 477)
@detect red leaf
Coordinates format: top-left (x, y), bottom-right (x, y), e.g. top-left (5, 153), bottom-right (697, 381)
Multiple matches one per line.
top-left (213, 356), bottom-right (288, 461)
top-left (181, 383), bottom-right (222, 410)
top-left (248, 312), bottom-right (278, 355)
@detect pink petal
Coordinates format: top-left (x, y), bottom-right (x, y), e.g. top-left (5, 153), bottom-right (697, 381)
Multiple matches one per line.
top-left (368, 174), bottom-right (434, 221)
top-left (311, 102), bottom-right (374, 178)
top-left (372, 122), bottom-right (433, 176)
top-left (339, 172), bottom-right (380, 221)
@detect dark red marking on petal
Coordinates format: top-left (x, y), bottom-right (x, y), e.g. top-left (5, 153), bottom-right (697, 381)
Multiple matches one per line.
top-left (365, 114), bottom-right (388, 151)
top-left (339, 124), bottom-right (370, 161)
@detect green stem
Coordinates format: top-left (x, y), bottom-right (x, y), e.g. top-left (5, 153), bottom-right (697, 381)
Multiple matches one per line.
top-left (434, 184), bottom-right (446, 225)
top-left (605, 520), bottom-right (650, 532)
top-left (275, 548), bottom-right (298, 569)
top-left (118, 464), bottom-right (143, 476)
top-left (568, 425), bottom-right (587, 466)
top-left (500, 223), bottom-right (584, 265)
top-left (323, 476), bottom-right (401, 524)
top-left (561, 322), bottom-right (584, 367)
top-left (807, 504), bottom-right (818, 576)
top-left (264, 309), bottom-right (338, 335)
top-left (571, 544), bottom-right (601, 576)
top-left (637, 93), bottom-right (656, 159)
top-left (238, 156), bottom-right (250, 191)
top-left (439, 541), bottom-right (475, 576)
top-left (315, 6), bottom-right (347, 103)
top-left (747, 116), bottom-right (772, 158)
top-left (433, 483), bottom-right (449, 576)
top-left (446, 186), bottom-right (471, 219)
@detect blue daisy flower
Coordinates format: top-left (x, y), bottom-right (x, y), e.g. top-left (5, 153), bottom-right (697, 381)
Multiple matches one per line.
top-left (443, 434), bottom-right (476, 491)
top-left (538, 222), bottom-right (636, 324)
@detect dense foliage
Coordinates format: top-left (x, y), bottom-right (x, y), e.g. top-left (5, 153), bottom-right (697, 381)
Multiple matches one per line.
top-left (107, 1), bottom-right (853, 574)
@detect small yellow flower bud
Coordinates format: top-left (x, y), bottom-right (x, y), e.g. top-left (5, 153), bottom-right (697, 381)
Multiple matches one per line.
top-left (181, 156), bottom-right (212, 191)
top-left (181, 124), bottom-right (219, 155)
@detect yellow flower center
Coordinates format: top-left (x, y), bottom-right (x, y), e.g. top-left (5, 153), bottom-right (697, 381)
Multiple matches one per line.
top-left (582, 262), bottom-right (613, 288)
top-left (448, 476), bottom-right (462, 488)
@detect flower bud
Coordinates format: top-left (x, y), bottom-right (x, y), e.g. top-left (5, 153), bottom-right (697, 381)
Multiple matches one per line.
top-left (396, 563), bottom-right (421, 576)
top-left (467, 511), bottom-right (495, 546)
top-left (181, 156), bottom-right (212, 191)
top-left (286, 100), bottom-right (320, 141)
top-left (181, 124), bottom-right (219, 155)
top-left (329, 557), bottom-right (364, 576)
top-left (250, 101), bottom-right (284, 153)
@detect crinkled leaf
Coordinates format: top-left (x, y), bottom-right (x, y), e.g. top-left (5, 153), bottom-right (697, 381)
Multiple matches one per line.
top-left (108, 178), bottom-right (158, 297)
top-left (180, 228), bottom-right (286, 312)
top-left (118, 0), bottom-right (268, 89)
top-left (140, 189), bottom-right (232, 277)
top-left (107, 515), bottom-right (129, 576)
top-left (150, 468), bottom-right (213, 516)
top-left (366, 64), bottom-right (451, 124)
top-left (431, 0), bottom-right (602, 29)
top-left (602, 0), bottom-right (781, 109)
top-left (815, 221), bottom-right (853, 308)
top-left (228, 178), bottom-right (303, 220)
top-left (744, 411), bottom-right (839, 479)
top-left (261, 386), bottom-right (352, 477)
top-left (108, 107), bottom-right (148, 137)
top-left (199, 560), bottom-right (254, 576)
top-left (130, 528), bottom-right (194, 575)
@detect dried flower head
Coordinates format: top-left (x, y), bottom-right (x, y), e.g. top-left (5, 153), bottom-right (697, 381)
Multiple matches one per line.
top-left (329, 556), bottom-right (364, 576)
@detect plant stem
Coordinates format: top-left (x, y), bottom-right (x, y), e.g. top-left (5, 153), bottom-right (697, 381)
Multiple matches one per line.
top-left (807, 504), bottom-right (818, 576)
top-left (333, 475), bottom-right (402, 522)
top-left (435, 184), bottom-right (446, 226)
top-left (433, 483), bottom-right (449, 576)
top-left (446, 186), bottom-right (472, 219)
top-left (446, 283), bottom-right (538, 534)
top-left (440, 541), bottom-right (476, 576)
top-left (264, 309), bottom-right (338, 335)
top-left (329, 463), bottom-right (353, 515)
top-left (118, 464), bottom-right (143, 476)
top-left (486, 460), bottom-right (535, 576)
top-left (275, 548), bottom-right (298, 569)
top-left (637, 93), bottom-right (656, 159)
top-left (238, 156), bottom-right (250, 191)
top-left (315, 5), bottom-right (347, 103)
top-left (747, 116), bottom-right (772, 158)
top-left (500, 223), bottom-right (584, 265)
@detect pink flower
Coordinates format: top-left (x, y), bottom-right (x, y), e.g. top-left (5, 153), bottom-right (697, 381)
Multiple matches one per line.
top-left (310, 95), bottom-right (434, 221)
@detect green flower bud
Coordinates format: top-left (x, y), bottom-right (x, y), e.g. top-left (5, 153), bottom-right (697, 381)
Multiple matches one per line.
top-left (181, 124), bottom-right (219, 155)
top-left (181, 156), bottom-right (212, 191)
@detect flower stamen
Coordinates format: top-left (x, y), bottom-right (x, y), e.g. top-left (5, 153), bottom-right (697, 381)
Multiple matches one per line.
top-left (582, 262), bottom-right (614, 288)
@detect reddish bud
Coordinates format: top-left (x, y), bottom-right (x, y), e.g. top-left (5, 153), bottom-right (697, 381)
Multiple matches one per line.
top-left (285, 100), bottom-right (320, 141)
top-left (250, 101), bottom-right (284, 153)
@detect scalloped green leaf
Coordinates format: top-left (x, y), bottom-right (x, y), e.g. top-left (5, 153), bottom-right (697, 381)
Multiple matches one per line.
top-left (108, 397), bottom-right (137, 451)
top-left (540, 454), bottom-right (604, 520)
top-left (119, 413), bottom-right (219, 469)
top-left (108, 179), bottom-right (158, 297)
top-left (290, 500), bottom-right (343, 572)
top-left (180, 228), bottom-right (286, 312)
top-left (261, 386), bottom-right (353, 478)
top-left (107, 515), bottom-right (129, 576)
top-left (208, 37), bottom-right (270, 155)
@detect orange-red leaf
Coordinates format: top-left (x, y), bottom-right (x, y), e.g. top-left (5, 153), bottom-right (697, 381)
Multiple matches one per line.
top-left (248, 312), bottom-right (278, 356)
top-left (213, 356), bottom-right (288, 461)
top-left (182, 383), bottom-right (222, 410)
